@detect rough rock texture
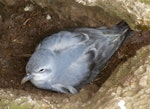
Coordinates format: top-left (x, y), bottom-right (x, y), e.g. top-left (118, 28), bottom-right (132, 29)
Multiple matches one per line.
top-left (0, 85), bottom-right (98, 109)
top-left (0, 0), bottom-right (150, 109)
top-left (83, 45), bottom-right (150, 109)
top-left (76, 0), bottom-right (150, 30)
top-left (1, 0), bottom-right (150, 30)
top-left (1, 44), bottom-right (150, 109)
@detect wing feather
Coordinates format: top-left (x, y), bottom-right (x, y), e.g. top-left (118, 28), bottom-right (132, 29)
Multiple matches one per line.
top-left (36, 31), bottom-right (88, 51)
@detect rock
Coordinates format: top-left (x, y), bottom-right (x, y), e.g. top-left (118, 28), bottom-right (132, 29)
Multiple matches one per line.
top-left (83, 45), bottom-right (150, 109)
top-left (35, 0), bottom-right (120, 27)
top-left (1, 0), bottom-right (150, 29)
top-left (1, 44), bottom-right (150, 109)
top-left (76, 0), bottom-right (150, 30)
top-left (0, 0), bottom-right (150, 108)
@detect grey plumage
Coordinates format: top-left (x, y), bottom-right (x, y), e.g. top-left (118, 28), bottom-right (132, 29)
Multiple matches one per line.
top-left (21, 21), bottom-right (133, 94)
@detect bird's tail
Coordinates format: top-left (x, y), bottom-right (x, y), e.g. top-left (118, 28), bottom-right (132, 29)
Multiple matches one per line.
top-left (114, 21), bottom-right (133, 38)
top-left (87, 21), bottom-right (133, 85)
top-left (75, 21), bottom-right (133, 91)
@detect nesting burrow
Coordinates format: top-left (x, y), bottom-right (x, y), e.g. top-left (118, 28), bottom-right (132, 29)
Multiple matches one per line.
top-left (0, 0), bottom-right (150, 108)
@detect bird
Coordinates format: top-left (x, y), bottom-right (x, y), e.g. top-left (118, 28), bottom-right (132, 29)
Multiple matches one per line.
top-left (21, 21), bottom-right (133, 94)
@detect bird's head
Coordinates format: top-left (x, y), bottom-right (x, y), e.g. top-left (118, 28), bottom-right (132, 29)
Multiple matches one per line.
top-left (21, 49), bottom-right (56, 86)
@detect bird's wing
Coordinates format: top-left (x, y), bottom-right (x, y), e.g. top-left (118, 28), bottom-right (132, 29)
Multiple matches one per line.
top-left (36, 31), bottom-right (89, 51)
top-left (37, 31), bottom-right (97, 88)
top-left (74, 27), bottom-right (121, 39)
top-left (73, 25), bottom-right (130, 85)
top-left (58, 46), bottom-right (97, 89)
top-left (35, 31), bottom-right (96, 83)
top-left (60, 27), bottom-right (126, 89)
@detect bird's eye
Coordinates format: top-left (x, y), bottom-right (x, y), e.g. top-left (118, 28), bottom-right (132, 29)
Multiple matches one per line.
top-left (39, 69), bottom-right (45, 72)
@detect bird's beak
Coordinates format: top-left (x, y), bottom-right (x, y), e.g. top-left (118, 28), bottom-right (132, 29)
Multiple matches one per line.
top-left (21, 73), bottom-right (33, 84)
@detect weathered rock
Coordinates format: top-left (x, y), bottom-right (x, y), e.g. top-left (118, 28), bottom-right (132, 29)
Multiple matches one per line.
top-left (76, 0), bottom-right (150, 30)
top-left (1, 0), bottom-right (150, 29)
top-left (0, 0), bottom-right (150, 109)
top-left (1, 44), bottom-right (150, 109)
top-left (30, 0), bottom-right (120, 27)
top-left (83, 45), bottom-right (150, 109)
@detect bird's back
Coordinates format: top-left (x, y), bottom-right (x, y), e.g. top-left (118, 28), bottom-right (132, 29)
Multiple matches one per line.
top-left (71, 21), bottom-right (133, 89)
top-left (29, 21), bottom-right (133, 93)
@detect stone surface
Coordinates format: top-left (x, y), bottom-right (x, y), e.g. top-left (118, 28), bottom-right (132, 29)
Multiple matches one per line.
top-left (76, 0), bottom-right (150, 30)
top-left (0, 0), bottom-right (150, 109)
top-left (1, 44), bottom-right (150, 109)
top-left (0, 0), bottom-right (150, 30)
top-left (83, 45), bottom-right (150, 109)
